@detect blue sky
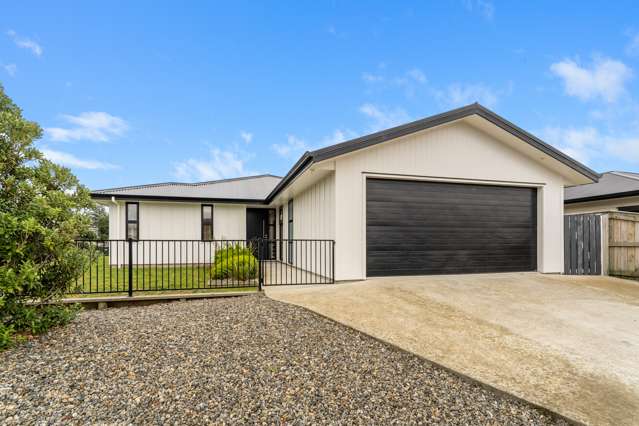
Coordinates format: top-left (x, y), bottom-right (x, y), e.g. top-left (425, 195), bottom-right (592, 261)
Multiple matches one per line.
top-left (2, 1), bottom-right (639, 190)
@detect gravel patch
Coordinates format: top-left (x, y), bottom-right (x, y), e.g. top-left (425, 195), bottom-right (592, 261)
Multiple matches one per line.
top-left (0, 294), bottom-right (566, 425)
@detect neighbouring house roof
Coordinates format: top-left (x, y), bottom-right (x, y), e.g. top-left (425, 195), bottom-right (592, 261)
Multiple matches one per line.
top-left (91, 103), bottom-right (599, 204)
top-left (91, 174), bottom-right (281, 203)
top-left (264, 103), bottom-right (600, 203)
top-left (565, 171), bottom-right (639, 204)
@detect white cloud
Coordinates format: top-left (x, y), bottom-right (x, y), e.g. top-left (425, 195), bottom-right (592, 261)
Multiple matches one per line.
top-left (541, 126), bottom-right (600, 164)
top-left (45, 112), bottom-right (128, 142)
top-left (3, 63), bottom-right (17, 77)
top-left (463, 0), bottom-right (494, 20)
top-left (173, 147), bottom-right (254, 181)
top-left (359, 103), bottom-right (411, 132)
top-left (41, 148), bottom-right (118, 170)
top-left (626, 33), bottom-right (639, 57)
top-left (362, 72), bottom-right (383, 83)
top-left (7, 30), bottom-right (43, 56)
top-left (362, 68), bottom-right (427, 97)
top-left (550, 57), bottom-right (633, 103)
top-left (434, 83), bottom-right (500, 108)
top-left (607, 136), bottom-right (639, 162)
top-left (321, 129), bottom-right (357, 146)
top-left (407, 68), bottom-right (427, 84)
top-left (240, 131), bottom-right (253, 144)
top-left (541, 125), bottom-right (639, 166)
top-left (272, 135), bottom-right (310, 159)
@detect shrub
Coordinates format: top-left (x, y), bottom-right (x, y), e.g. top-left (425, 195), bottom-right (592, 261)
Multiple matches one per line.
top-left (212, 244), bottom-right (258, 280)
top-left (1, 84), bottom-right (92, 350)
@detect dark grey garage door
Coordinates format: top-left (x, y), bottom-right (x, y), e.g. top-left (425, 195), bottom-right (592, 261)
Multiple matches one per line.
top-left (366, 178), bottom-right (537, 276)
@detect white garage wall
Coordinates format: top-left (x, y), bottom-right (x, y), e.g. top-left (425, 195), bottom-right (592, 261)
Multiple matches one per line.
top-left (333, 121), bottom-right (566, 280)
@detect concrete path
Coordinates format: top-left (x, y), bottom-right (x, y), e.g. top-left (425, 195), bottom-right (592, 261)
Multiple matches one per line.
top-left (265, 273), bottom-right (639, 425)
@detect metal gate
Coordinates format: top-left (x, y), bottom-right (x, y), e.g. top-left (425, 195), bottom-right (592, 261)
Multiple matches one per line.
top-left (564, 214), bottom-right (602, 275)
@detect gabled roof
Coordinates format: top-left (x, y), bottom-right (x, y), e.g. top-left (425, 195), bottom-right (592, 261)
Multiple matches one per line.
top-left (265, 103), bottom-right (599, 202)
top-left (91, 104), bottom-right (599, 204)
top-left (565, 172), bottom-right (639, 203)
top-left (92, 174), bottom-right (281, 203)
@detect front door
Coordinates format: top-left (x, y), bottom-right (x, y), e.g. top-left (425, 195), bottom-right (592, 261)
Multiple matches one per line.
top-left (246, 208), bottom-right (275, 259)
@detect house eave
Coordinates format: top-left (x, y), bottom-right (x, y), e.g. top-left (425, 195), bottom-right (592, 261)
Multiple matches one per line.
top-left (90, 193), bottom-right (268, 204)
top-left (565, 190), bottom-right (639, 204)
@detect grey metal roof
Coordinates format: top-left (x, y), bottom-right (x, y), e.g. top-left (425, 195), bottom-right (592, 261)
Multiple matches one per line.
top-left (265, 103), bottom-right (599, 202)
top-left (92, 174), bottom-right (281, 202)
top-left (565, 172), bottom-right (639, 203)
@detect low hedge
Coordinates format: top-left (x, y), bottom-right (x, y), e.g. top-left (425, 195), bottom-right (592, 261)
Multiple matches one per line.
top-left (212, 244), bottom-right (257, 281)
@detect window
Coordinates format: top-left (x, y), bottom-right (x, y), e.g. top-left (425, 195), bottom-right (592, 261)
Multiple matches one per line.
top-left (125, 202), bottom-right (139, 240)
top-left (288, 199), bottom-right (294, 263)
top-left (201, 205), bottom-right (213, 241)
top-left (278, 207), bottom-right (283, 261)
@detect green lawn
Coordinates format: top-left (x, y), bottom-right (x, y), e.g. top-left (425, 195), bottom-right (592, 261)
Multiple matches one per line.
top-left (68, 255), bottom-right (258, 296)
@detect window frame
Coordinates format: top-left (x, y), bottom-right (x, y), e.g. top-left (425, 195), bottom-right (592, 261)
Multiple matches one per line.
top-left (287, 199), bottom-right (294, 263)
top-left (201, 204), bottom-right (214, 241)
top-left (125, 202), bottom-right (139, 240)
top-left (278, 206), bottom-right (283, 261)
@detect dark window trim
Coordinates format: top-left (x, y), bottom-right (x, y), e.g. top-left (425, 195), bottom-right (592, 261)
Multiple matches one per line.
top-left (201, 204), bottom-right (214, 241)
top-left (287, 199), bottom-right (294, 264)
top-left (278, 206), bottom-right (283, 261)
top-left (125, 202), bottom-right (139, 240)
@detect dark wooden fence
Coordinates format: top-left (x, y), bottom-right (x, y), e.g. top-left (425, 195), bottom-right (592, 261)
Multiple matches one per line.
top-left (564, 214), bottom-right (602, 275)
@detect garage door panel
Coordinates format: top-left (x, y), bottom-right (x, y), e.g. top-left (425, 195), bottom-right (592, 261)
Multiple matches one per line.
top-left (366, 178), bottom-right (537, 276)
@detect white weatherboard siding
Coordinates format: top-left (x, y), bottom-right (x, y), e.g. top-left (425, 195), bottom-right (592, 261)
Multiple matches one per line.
top-left (273, 174), bottom-right (336, 279)
top-left (333, 121), bottom-right (567, 280)
top-left (292, 174), bottom-right (335, 279)
top-left (293, 174), bottom-right (335, 240)
top-left (564, 196), bottom-right (639, 214)
top-left (107, 201), bottom-right (246, 265)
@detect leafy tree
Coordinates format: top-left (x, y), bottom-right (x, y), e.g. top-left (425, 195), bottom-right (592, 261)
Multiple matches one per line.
top-left (92, 206), bottom-right (109, 240)
top-left (0, 84), bottom-right (88, 349)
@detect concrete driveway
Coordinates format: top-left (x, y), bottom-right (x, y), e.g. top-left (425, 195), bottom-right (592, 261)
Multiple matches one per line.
top-left (266, 273), bottom-right (639, 425)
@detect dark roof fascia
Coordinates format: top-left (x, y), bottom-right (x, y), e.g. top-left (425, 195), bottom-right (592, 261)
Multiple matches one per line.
top-left (264, 154), bottom-right (313, 203)
top-left (265, 103), bottom-right (600, 202)
top-left (310, 103), bottom-right (477, 162)
top-left (91, 193), bottom-right (267, 204)
top-left (564, 190), bottom-right (639, 204)
top-left (472, 106), bottom-right (599, 183)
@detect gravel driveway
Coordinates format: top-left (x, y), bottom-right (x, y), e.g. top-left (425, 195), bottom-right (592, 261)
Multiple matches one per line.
top-left (1, 294), bottom-right (564, 425)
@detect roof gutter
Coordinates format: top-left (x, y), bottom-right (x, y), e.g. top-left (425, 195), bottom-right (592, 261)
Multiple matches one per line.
top-left (91, 193), bottom-right (268, 204)
top-left (264, 153), bottom-right (314, 203)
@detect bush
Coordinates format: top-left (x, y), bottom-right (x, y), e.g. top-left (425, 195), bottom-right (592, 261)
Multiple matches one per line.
top-left (1, 84), bottom-right (92, 350)
top-left (212, 244), bottom-right (258, 281)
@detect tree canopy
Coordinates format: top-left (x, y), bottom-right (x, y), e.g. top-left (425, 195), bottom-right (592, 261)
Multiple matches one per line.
top-left (0, 84), bottom-right (90, 348)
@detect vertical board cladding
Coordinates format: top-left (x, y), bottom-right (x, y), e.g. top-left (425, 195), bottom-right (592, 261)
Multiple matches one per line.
top-left (109, 201), bottom-right (246, 266)
top-left (293, 173), bottom-right (335, 240)
top-left (334, 121), bottom-right (567, 280)
top-left (108, 203), bottom-right (120, 239)
top-left (281, 173), bottom-right (335, 279)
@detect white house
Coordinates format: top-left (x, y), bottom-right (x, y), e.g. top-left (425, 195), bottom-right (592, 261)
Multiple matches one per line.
top-left (92, 103), bottom-right (598, 281)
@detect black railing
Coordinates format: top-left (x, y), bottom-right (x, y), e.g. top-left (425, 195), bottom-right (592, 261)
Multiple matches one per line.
top-left (70, 239), bottom-right (335, 296)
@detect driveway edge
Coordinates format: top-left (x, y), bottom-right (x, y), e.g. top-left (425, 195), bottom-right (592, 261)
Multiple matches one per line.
top-left (266, 294), bottom-right (584, 426)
